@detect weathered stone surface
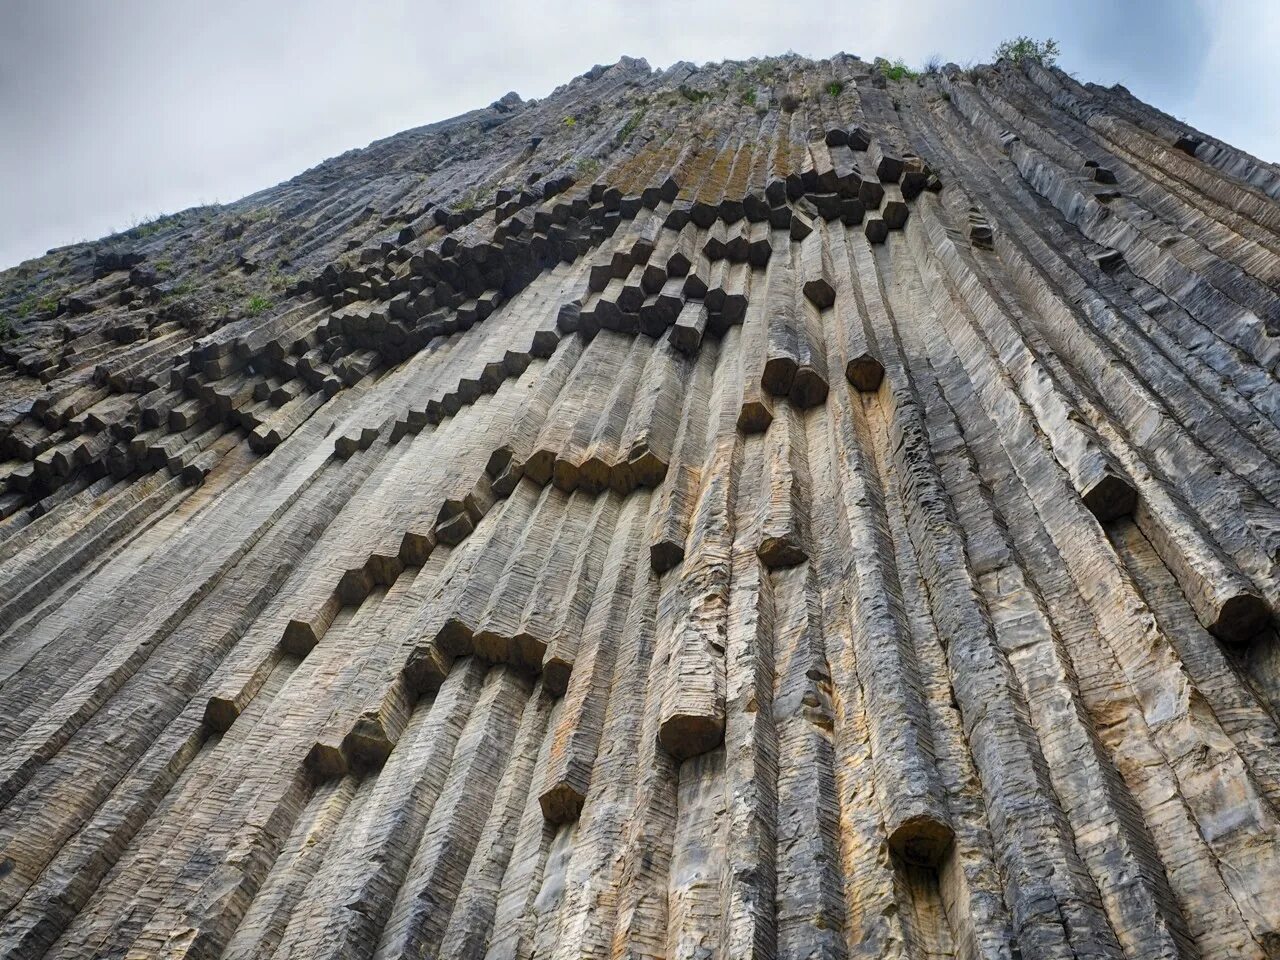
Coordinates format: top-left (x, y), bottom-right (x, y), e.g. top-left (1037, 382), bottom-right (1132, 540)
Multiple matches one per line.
top-left (0, 50), bottom-right (1278, 960)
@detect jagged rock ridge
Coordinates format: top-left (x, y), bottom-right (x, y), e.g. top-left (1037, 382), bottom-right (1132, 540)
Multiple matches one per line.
top-left (1, 51), bottom-right (1279, 960)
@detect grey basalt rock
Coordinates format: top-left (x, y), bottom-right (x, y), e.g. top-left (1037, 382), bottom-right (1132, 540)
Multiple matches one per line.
top-left (0, 49), bottom-right (1278, 960)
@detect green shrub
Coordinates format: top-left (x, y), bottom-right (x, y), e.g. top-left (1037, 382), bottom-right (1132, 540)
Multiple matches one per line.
top-left (994, 36), bottom-right (1060, 67)
top-left (18, 293), bottom-right (58, 317)
top-left (678, 84), bottom-right (712, 104)
top-left (826, 80), bottom-right (844, 97)
top-left (884, 59), bottom-right (918, 82)
top-left (562, 115), bottom-right (577, 127)
top-left (246, 294), bottom-right (272, 316)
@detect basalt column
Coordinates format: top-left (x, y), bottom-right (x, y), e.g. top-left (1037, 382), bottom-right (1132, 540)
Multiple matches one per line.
top-left (1, 51), bottom-right (1279, 960)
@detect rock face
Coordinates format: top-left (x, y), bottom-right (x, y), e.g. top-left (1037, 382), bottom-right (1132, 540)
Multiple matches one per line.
top-left (1, 51), bottom-right (1279, 960)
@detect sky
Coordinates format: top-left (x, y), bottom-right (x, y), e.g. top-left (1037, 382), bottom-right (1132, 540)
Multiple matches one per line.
top-left (1, 0), bottom-right (1277, 270)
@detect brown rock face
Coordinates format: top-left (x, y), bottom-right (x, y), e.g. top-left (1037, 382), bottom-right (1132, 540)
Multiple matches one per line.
top-left (2, 51), bottom-right (1280, 960)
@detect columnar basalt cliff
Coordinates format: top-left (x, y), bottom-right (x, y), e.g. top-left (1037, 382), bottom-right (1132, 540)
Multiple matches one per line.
top-left (1, 50), bottom-right (1279, 959)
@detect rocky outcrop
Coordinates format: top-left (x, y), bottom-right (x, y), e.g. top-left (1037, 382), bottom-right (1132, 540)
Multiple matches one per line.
top-left (0, 51), bottom-right (1278, 960)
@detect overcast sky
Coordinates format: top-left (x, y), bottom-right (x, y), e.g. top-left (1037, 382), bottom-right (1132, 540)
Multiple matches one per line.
top-left (1, 0), bottom-right (1276, 269)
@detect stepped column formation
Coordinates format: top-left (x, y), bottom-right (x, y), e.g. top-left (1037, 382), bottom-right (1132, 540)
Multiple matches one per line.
top-left (1, 51), bottom-right (1279, 960)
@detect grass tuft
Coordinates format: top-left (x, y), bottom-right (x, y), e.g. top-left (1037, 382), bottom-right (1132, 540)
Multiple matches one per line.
top-left (617, 107), bottom-right (647, 143)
